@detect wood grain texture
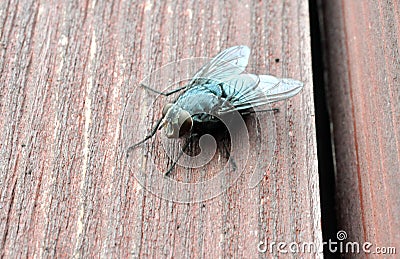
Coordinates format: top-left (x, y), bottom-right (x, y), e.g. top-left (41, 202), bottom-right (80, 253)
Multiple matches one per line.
top-left (320, 0), bottom-right (400, 255)
top-left (0, 0), bottom-right (320, 257)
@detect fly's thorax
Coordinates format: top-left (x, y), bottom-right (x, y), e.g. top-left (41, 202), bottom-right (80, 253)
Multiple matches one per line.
top-left (161, 103), bottom-right (193, 138)
top-left (175, 88), bottom-right (222, 116)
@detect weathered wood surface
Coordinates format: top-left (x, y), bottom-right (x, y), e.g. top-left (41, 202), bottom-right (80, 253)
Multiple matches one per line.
top-left (320, 0), bottom-right (400, 255)
top-left (0, 0), bottom-right (320, 257)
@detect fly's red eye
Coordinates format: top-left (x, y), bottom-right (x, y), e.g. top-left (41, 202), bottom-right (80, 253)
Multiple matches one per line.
top-left (178, 110), bottom-right (193, 137)
top-left (179, 117), bottom-right (193, 137)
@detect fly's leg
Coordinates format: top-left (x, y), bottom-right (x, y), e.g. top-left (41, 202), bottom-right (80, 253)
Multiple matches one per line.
top-left (221, 139), bottom-right (237, 171)
top-left (126, 117), bottom-right (164, 156)
top-left (241, 108), bottom-right (279, 116)
top-left (164, 135), bottom-right (194, 176)
top-left (140, 83), bottom-right (186, 96)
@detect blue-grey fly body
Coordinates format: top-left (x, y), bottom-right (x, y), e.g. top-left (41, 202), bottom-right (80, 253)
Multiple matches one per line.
top-left (129, 46), bottom-right (304, 174)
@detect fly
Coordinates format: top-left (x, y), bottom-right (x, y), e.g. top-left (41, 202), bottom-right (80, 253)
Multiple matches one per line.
top-left (128, 45), bottom-right (304, 175)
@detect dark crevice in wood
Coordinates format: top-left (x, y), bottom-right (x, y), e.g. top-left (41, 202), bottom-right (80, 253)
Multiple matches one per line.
top-left (309, 0), bottom-right (338, 257)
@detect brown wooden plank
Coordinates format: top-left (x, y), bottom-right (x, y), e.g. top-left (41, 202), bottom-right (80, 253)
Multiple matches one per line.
top-left (320, 0), bottom-right (400, 255)
top-left (0, 0), bottom-right (320, 257)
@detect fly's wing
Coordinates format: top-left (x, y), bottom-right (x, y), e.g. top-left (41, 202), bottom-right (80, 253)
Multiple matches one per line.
top-left (219, 74), bottom-right (304, 113)
top-left (190, 46), bottom-right (251, 85)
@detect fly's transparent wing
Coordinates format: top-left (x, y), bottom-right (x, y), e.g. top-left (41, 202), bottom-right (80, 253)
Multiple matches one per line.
top-left (219, 74), bottom-right (304, 113)
top-left (261, 76), bottom-right (304, 103)
top-left (190, 46), bottom-right (251, 85)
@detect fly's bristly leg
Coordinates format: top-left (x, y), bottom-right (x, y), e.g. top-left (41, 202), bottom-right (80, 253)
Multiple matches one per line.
top-left (164, 135), bottom-right (195, 177)
top-left (140, 83), bottom-right (186, 96)
top-left (221, 139), bottom-right (237, 171)
top-left (126, 117), bottom-right (164, 156)
top-left (241, 108), bottom-right (279, 116)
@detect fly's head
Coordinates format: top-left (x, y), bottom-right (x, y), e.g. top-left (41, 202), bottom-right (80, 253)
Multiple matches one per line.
top-left (161, 103), bottom-right (193, 138)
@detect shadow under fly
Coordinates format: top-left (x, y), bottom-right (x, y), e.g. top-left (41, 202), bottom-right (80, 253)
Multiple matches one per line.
top-left (164, 119), bottom-right (236, 177)
top-left (127, 45), bottom-right (304, 176)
